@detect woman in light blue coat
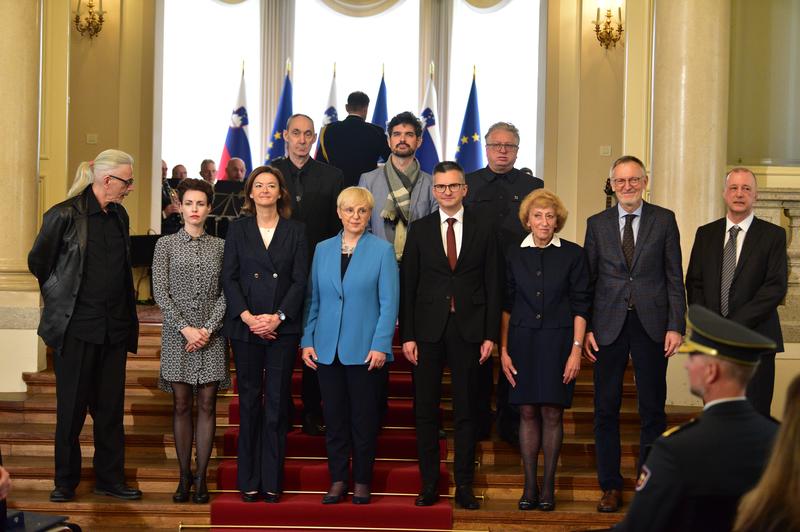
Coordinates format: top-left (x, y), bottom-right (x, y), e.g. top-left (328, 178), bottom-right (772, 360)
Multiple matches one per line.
top-left (301, 186), bottom-right (399, 506)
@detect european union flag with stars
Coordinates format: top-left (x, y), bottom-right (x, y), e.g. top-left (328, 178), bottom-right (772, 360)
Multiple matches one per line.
top-left (265, 73), bottom-right (293, 164)
top-left (454, 74), bottom-right (483, 173)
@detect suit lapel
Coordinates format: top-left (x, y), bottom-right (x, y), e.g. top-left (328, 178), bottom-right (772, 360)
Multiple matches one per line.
top-left (705, 219), bottom-right (726, 297)
top-left (456, 209), bottom-right (476, 270)
top-left (603, 207), bottom-right (627, 267)
top-left (331, 232), bottom-right (344, 296)
top-left (267, 217), bottom-right (289, 264)
top-left (733, 217), bottom-right (762, 281)
top-left (244, 216), bottom-right (276, 271)
top-left (424, 213), bottom-right (451, 271)
top-left (631, 202), bottom-right (654, 269)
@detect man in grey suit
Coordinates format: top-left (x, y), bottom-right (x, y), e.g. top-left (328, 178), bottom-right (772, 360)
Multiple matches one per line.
top-left (583, 155), bottom-right (686, 513)
top-left (358, 111), bottom-right (438, 261)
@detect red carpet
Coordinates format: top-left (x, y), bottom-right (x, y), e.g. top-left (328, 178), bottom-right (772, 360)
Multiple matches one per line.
top-left (211, 330), bottom-right (453, 530)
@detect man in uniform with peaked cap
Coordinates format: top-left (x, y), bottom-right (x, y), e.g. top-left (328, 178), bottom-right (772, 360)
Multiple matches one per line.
top-left (615, 304), bottom-right (779, 532)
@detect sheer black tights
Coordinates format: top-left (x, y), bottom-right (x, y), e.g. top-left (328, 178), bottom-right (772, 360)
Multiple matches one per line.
top-left (518, 404), bottom-right (564, 502)
top-left (172, 382), bottom-right (219, 481)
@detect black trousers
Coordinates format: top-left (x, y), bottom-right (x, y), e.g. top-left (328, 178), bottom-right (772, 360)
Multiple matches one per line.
top-left (301, 364), bottom-right (323, 419)
top-left (415, 314), bottom-right (479, 488)
top-left (231, 335), bottom-right (297, 494)
top-left (476, 355), bottom-right (495, 434)
top-left (747, 352), bottom-right (776, 417)
top-left (54, 333), bottom-right (128, 489)
top-left (593, 309), bottom-right (667, 491)
top-left (317, 358), bottom-right (385, 485)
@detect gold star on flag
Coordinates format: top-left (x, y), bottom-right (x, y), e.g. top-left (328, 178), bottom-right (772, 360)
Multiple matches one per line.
top-left (268, 141), bottom-right (274, 149)
top-left (455, 146), bottom-right (460, 153)
top-left (274, 132), bottom-right (282, 140)
top-left (461, 136), bottom-right (468, 144)
top-left (472, 133), bottom-right (480, 142)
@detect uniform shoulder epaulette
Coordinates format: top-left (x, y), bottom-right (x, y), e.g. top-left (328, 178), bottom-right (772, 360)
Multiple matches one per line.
top-left (662, 417), bottom-right (698, 437)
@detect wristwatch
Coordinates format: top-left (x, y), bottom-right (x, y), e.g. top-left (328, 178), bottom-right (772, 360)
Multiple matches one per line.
top-left (276, 310), bottom-right (286, 322)
top-left (573, 340), bottom-right (582, 348)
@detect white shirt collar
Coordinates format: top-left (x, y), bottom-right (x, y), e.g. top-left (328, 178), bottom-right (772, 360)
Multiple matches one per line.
top-left (439, 207), bottom-right (464, 224)
top-left (703, 396), bottom-right (747, 411)
top-left (521, 233), bottom-right (561, 248)
top-left (617, 202), bottom-right (643, 220)
top-left (726, 212), bottom-right (754, 233)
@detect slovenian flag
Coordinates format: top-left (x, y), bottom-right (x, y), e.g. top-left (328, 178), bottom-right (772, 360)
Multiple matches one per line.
top-left (417, 68), bottom-right (442, 175)
top-left (454, 70), bottom-right (484, 173)
top-left (371, 71), bottom-right (388, 132)
top-left (265, 68), bottom-right (293, 164)
top-left (315, 66), bottom-right (338, 159)
top-left (216, 70), bottom-right (253, 181)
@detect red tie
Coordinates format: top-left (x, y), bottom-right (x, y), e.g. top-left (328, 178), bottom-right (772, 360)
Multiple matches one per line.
top-left (447, 218), bottom-right (456, 312)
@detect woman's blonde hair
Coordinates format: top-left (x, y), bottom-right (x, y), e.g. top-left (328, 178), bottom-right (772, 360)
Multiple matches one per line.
top-left (337, 186), bottom-right (374, 210)
top-left (733, 375), bottom-right (800, 532)
top-left (67, 149), bottom-right (134, 198)
top-left (518, 188), bottom-right (568, 233)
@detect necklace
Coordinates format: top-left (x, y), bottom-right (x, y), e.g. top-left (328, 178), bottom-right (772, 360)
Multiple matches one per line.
top-left (341, 242), bottom-right (356, 256)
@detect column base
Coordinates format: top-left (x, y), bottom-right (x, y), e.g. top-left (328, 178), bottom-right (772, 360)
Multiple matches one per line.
top-left (0, 290), bottom-right (45, 392)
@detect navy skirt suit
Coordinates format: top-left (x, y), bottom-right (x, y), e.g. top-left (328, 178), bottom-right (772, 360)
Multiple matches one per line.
top-left (505, 237), bottom-right (591, 407)
top-left (222, 215), bottom-right (308, 495)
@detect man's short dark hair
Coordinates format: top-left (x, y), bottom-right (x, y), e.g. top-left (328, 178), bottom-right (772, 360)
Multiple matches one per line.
top-left (347, 91), bottom-right (370, 109)
top-left (176, 177), bottom-right (214, 204)
top-left (433, 161), bottom-right (465, 180)
top-left (387, 111), bottom-right (423, 138)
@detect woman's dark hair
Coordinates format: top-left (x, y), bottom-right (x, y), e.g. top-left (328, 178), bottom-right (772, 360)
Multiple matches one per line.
top-left (241, 166), bottom-right (292, 218)
top-left (176, 178), bottom-right (214, 204)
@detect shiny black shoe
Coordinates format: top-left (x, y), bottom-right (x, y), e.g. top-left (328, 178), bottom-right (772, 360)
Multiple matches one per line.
top-left (518, 495), bottom-right (539, 511)
top-left (192, 476), bottom-right (209, 504)
top-left (455, 485), bottom-right (480, 510)
top-left (415, 485), bottom-right (440, 507)
top-left (240, 491), bottom-right (260, 502)
top-left (172, 474), bottom-right (193, 503)
top-left (302, 413), bottom-right (326, 436)
top-left (322, 482), bottom-right (347, 504)
top-left (93, 483), bottom-right (142, 500)
top-left (352, 483), bottom-right (370, 505)
top-left (263, 492), bottom-right (281, 503)
top-left (538, 498), bottom-right (556, 512)
top-left (49, 486), bottom-right (76, 503)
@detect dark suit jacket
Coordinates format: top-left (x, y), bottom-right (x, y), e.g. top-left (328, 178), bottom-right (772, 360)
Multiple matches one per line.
top-left (685, 216), bottom-right (787, 351)
top-left (400, 208), bottom-right (502, 344)
top-left (222, 215), bottom-right (308, 343)
top-left (617, 400), bottom-right (778, 532)
top-left (584, 202), bottom-right (686, 344)
top-left (316, 115), bottom-right (391, 187)
top-left (270, 157), bottom-right (343, 262)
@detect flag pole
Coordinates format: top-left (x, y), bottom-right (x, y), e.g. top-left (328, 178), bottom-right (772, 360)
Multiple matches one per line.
top-left (430, 61), bottom-right (434, 79)
top-left (333, 62), bottom-right (336, 77)
top-left (286, 57), bottom-right (292, 75)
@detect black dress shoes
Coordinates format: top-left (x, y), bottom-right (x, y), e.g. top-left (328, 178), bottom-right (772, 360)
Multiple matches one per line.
top-left (49, 486), bottom-right (75, 502)
top-left (455, 485), bottom-right (480, 510)
top-left (192, 476), bottom-right (209, 504)
top-left (302, 413), bottom-right (326, 436)
top-left (241, 491), bottom-right (260, 502)
top-left (322, 482), bottom-right (347, 504)
top-left (352, 483), bottom-right (370, 505)
top-left (538, 499), bottom-right (556, 511)
top-left (415, 485), bottom-right (440, 507)
top-left (172, 474), bottom-right (193, 503)
top-left (93, 483), bottom-right (142, 500)
top-left (263, 492), bottom-right (281, 503)
top-left (518, 495), bottom-right (539, 511)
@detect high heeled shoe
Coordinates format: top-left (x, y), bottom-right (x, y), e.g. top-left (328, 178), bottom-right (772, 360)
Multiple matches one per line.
top-left (172, 474), bottom-right (193, 503)
top-left (538, 498), bottom-right (556, 511)
top-left (352, 483), bottom-right (371, 505)
top-left (322, 482), bottom-right (348, 504)
top-left (518, 494), bottom-right (539, 511)
top-left (192, 476), bottom-right (209, 504)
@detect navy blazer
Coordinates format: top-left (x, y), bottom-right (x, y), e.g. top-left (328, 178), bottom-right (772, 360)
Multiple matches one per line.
top-left (222, 215), bottom-right (309, 342)
top-left (301, 231), bottom-right (399, 365)
top-left (685, 216), bottom-right (787, 351)
top-left (584, 202), bottom-right (686, 345)
top-left (505, 239), bottom-right (591, 329)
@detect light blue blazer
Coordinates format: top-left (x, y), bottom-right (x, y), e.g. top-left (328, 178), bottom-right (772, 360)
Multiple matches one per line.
top-left (301, 231), bottom-right (399, 365)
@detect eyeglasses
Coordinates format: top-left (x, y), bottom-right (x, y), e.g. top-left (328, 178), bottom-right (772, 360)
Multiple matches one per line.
top-left (340, 206), bottom-right (370, 217)
top-left (486, 143), bottom-right (519, 152)
top-left (432, 183), bottom-right (465, 193)
top-left (108, 175), bottom-right (135, 187)
top-left (612, 176), bottom-right (643, 187)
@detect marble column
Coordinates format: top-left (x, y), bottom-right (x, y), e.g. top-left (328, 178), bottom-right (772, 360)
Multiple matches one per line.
top-left (0, 0), bottom-right (45, 391)
top-left (650, 0), bottom-right (730, 265)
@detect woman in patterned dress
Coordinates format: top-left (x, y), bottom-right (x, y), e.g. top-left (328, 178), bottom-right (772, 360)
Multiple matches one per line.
top-left (153, 178), bottom-right (228, 504)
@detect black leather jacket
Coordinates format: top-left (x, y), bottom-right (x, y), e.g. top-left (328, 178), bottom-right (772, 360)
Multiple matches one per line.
top-left (28, 186), bottom-right (139, 352)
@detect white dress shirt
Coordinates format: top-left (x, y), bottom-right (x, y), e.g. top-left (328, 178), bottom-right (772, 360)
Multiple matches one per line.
top-left (439, 207), bottom-right (464, 258)
top-left (617, 203), bottom-right (643, 244)
top-left (724, 212), bottom-right (754, 263)
top-left (520, 233), bottom-right (562, 248)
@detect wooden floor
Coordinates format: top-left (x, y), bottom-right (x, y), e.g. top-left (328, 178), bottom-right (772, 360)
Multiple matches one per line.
top-left (0, 308), bottom-right (700, 531)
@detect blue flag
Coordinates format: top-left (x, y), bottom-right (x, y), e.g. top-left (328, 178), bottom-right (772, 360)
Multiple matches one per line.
top-left (371, 74), bottom-right (388, 132)
top-left (217, 70), bottom-right (253, 180)
top-left (454, 75), bottom-right (483, 173)
top-left (417, 74), bottom-right (442, 174)
top-left (265, 73), bottom-right (293, 164)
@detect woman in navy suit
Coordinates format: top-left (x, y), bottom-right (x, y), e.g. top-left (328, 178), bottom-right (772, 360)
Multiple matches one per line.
top-left (499, 189), bottom-right (591, 511)
top-left (301, 187), bottom-right (399, 505)
top-left (222, 166), bottom-right (308, 503)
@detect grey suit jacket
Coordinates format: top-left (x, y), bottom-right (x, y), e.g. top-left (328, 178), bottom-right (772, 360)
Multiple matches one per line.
top-left (584, 201), bottom-right (686, 345)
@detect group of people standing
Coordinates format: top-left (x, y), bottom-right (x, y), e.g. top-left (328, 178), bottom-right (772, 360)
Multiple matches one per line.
top-left (27, 98), bottom-right (788, 531)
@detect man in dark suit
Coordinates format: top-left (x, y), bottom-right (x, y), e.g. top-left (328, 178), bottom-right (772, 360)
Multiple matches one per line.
top-left (686, 168), bottom-right (787, 417)
top-left (271, 113), bottom-right (343, 436)
top-left (464, 122), bottom-right (543, 442)
top-left (583, 155), bottom-right (686, 513)
top-left (400, 161), bottom-right (502, 510)
top-left (316, 91), bottom-right (391, 187)
top-left (615, 305), bottom-right (779, 532)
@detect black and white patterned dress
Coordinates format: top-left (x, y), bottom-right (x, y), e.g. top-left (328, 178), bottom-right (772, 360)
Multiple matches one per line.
top-left (152, 229), bottom-right (230, 392)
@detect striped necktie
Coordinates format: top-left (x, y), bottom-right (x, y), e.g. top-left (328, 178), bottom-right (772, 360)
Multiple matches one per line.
top-left (720, 225), bottom-right (740, 317)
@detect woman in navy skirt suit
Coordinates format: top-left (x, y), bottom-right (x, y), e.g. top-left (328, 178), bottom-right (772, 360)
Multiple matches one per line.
top-left (500, 189), bottom-right (591, 511)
